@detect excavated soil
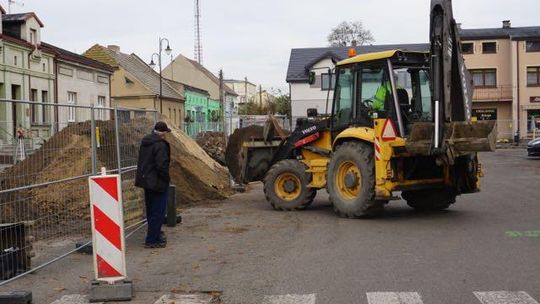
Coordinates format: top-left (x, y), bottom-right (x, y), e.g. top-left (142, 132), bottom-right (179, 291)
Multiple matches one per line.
top-left (225, 125), bottom-right (264, 182)
top-left (196, 132), bottom-right (226, 165)
top-left (0, 118), bottom-right (232, 224)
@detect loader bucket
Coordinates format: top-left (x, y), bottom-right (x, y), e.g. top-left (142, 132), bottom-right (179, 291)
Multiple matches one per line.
top-left (406, 120), bottom-right (497, 156)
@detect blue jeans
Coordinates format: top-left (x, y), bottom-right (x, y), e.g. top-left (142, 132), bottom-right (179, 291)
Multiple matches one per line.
top-left (144, 188), bottom-right (168, 245)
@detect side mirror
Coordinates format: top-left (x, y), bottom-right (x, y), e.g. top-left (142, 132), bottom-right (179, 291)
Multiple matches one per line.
top-left (307, 108), bottom-right (318, 118)
top-left (308, 72), bottom-right (316, 85)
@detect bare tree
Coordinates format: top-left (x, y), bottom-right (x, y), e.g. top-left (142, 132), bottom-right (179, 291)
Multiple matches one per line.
top-left (327, 21), bottom-right (375, 47)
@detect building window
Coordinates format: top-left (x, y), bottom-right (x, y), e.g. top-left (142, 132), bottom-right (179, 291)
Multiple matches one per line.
top-left (482, 42), bottom-right (497, 54)
top-left (67, 92), bottom-right (77, 122)
top-left (42, 91), bottom-right (49, 124)
top-left (321, 73), bottom-right (336, 91)
top-left (30, 89), bottom-right (39, 124)
top-left (97, 96), bottom-right (106, 120)
top-left (30, 29), bottom-right (37, 44)
top-left (462, 42), bottom-right (474, 54)
top-left (13, 56), bottom-right (17, 66)
top-left (42, 63), bottom-right (46, 72)
top-left (527, 67), bottom-right (540, 87)
top-left (471, 69), bottom-right (497, 87)
top-left (526, 41), bottom-right (540, 53)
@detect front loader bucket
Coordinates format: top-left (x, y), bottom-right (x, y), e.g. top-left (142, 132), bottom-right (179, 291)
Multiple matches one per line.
top-left (406, 120), bottom-right (497, 156)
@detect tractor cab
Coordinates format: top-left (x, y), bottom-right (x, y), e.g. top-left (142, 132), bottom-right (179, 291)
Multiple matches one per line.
top-left (331, 50), bottom-right (431, 140)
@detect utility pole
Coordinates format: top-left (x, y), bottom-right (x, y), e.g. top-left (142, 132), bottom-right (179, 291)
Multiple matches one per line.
top-left (219, 69), bottom-right (227, 145)
top-left (259, 85), bottom-right (263, 114)
top-left (194, 0), bottom-right (203, 64)
top-left (244, 77), bottom-right (248, 103)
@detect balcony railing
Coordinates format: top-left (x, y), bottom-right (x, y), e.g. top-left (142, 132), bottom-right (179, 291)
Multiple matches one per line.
top-left (473, 85), bottom-right (513, 101)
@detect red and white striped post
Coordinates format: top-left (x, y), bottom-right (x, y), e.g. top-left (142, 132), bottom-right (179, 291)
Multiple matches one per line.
top-left (88, 168), bottom-right (127, 283)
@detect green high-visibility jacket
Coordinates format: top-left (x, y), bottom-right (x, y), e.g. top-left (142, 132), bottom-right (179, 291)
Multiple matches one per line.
top-left (373, 81), bottom-right (392, 111)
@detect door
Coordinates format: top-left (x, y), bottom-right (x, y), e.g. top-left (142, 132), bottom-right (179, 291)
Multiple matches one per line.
top-left (11, 85), bottom-right (21, 137)
top-left (331, 67), bottom-right (354, 135)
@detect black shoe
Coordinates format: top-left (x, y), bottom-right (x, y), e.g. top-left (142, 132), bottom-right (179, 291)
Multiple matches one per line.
top-left (159, 232), bottom-right (167, 243)
top-left (144, 242), bottom-right (166, 249)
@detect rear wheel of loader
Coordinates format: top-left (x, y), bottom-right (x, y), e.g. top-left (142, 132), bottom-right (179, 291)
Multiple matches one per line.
top-left (327, 142), bottom-right (381, 218)
top-left (263, 159), bottom-right (315, 211)
top-left (402, 189), bottom-right (457, 211)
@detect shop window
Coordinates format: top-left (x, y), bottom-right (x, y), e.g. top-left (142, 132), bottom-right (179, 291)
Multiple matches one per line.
top-left (527, 110), bottom-right (540, 133)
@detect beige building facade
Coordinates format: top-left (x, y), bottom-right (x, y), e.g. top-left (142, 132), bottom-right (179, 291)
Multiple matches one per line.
top-left (85, 45), bottom-right (185, 127)
top-left (461, 21), bottom-right (540, 140)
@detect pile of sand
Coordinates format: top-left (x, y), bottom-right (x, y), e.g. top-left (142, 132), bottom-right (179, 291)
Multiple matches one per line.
top-left (0, 118), bottom-right (232, 224)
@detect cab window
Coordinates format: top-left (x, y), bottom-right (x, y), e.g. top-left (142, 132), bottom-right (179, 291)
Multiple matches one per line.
top-left (333, 68), bottom-right (353, 129)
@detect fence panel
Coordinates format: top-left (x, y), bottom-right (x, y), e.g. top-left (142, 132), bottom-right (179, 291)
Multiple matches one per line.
top-left (0, 99), bottom-right (156, 285)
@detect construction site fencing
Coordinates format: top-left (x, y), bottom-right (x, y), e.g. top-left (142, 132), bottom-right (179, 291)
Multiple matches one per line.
top-left (0, 99), bottom-right (157, 286)
top-left (182, 117), bottom-right (241, 139)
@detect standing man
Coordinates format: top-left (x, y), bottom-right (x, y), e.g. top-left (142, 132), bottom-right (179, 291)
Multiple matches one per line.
top-left (135, 121), bottom-right (171, 248)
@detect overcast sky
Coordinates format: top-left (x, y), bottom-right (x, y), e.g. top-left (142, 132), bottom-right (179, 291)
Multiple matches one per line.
top-left (4, 0), bottom-right (539, 92)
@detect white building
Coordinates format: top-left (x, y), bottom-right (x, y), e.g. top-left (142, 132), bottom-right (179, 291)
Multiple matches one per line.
top-left (42, 43), bottom-right (112, 129)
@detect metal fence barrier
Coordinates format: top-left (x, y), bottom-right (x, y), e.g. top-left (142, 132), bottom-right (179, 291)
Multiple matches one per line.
top-left (0, 99), bottom-right (157, 286)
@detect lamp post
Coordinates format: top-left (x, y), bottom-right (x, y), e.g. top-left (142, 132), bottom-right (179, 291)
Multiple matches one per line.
top-left (149, 37), bottom-right (172, 114)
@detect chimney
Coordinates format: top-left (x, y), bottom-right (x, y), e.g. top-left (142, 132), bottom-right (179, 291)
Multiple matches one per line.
top-left (107, 45), bottom-right (120, 53)
top-left (502, 20), bottom-right (511, 29)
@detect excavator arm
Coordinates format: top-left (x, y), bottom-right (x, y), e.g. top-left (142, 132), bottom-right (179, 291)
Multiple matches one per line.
top-left (430, 0), bottom-right (474, 151)
top-left (407, 0), bottom-right (496, 157)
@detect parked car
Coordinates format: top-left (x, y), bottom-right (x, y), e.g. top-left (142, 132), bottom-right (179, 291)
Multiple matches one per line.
top-left (528, 138), bottom-right (540, 156)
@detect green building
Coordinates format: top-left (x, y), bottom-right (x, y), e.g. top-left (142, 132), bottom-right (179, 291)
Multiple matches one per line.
top-left (183, 85), bottom-right (221, 123)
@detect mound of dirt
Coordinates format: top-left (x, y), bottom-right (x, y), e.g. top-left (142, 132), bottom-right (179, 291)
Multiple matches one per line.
top-left (164, 118), bottom-right (232, 204)
top-left (0, 117), bottom-right (232, 224)
top-left (196, 132), bottom-right (226, 165)
top-left (224, 125), bottom-right (264, 182)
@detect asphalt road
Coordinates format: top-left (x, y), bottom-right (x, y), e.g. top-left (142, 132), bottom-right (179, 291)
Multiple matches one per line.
top-left (4, 149), bottom-right (539, 304)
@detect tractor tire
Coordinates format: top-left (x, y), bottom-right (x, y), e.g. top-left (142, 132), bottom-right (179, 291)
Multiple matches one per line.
top-left (402, 189), bottom-right (457, 211)
top-left (263, 159), bottom-right (315, 211)
top-left (327, 142), bottom-right (381, 218)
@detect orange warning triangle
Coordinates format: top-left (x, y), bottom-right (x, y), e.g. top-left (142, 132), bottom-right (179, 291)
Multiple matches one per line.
top-left (381, 119), bottom-right (397, 141)
top-left (93, 177), bottom-right (119, 201)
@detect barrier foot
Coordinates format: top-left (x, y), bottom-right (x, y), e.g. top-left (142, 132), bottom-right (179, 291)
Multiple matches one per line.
top-left (0, 291), bottom-right (32, 304)
top-left (89, 279), bottom-right (133, 302)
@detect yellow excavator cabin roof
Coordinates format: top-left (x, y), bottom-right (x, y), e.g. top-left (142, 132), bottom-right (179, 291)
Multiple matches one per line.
top-left (336, 50), bottom-right (428, 66)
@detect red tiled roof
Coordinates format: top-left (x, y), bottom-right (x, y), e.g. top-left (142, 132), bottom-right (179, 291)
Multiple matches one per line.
top-left (0, 34), bottom-right (52, 53)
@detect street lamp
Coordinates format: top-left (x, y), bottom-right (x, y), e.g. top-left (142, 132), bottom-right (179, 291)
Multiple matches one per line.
top-left (149, 37), bottom-right (172, 113)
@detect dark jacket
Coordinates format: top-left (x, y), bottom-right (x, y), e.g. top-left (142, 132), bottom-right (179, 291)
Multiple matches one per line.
top-left (135, 133), bottom-right (171, 192)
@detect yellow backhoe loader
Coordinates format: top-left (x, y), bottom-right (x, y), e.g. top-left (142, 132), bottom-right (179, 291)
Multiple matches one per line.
top-left (227, 0), bottom-right (496, 217)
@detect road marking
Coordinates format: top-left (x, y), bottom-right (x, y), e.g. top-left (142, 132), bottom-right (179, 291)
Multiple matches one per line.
top-left (506, 231), bottom-right (540, 238)
top-left (474, 291), bottom-right (539, 304)
top-left (262, 294), bottom-right (317, 304)
top-left (153, 293), bottom-right (217, 304)
top-left (367, 292), bottom-right (423, 304)
top-left (50, 295), bottom-right (99, 304)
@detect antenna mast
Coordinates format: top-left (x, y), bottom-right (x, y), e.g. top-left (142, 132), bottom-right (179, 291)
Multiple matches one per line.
top-left (194, 0), bottom-right (203, 64)
top-left (8, 0), bottom-right (24, 14)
